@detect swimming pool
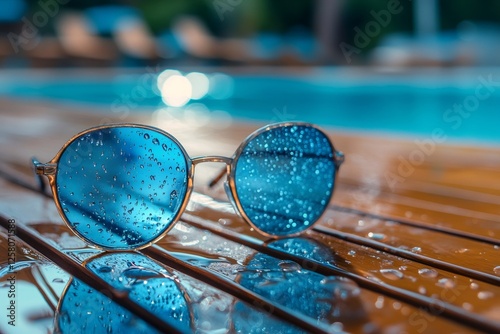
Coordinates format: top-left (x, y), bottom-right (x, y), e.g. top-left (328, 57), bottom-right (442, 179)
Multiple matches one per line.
top-left (1, 68), bottom-right (499, 144)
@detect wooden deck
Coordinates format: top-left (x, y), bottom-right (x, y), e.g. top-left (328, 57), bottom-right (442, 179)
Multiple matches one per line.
top-left (0, 98), bottom-right (499, 333)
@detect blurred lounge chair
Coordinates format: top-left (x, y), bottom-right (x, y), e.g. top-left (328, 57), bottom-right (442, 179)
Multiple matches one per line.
top-left (285, 28), bottom-right (320, 63)
top-left (369, 33), bottom-right (465, 67)
top-left (455, 23), bottom-right (500, 66)
top-left (85, 5), bottom-right (160, 62)
top-left (114, 16), bottom-right (160, 61)
top-left (171, 16), bottom-right (249, 63)
top-left (0, 36), bottom-right (14, 66)
top-left (0, 0), bottom-right (69, 67)
top-left (56, 6), bottom-right (162, 67)
top-left (171, 16), bottom-right (319, 65)
top-left (249, 33), bottom-right (284, 61)
top-left (369, 23), bottom-right (500, 67)
top-left (23, 37), bottom-right (68, 68)
top-left (155, 30), bottom-right (184, 60)
top-left (55, 12), bottom-right (119, 67)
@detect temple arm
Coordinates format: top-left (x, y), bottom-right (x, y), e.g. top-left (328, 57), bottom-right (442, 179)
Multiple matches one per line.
top-left (208, 168), bottom-right (227, 188)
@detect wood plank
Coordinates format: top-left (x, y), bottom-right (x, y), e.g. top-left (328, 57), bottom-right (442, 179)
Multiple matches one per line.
top-left (1, 97), bottom-right (499, 333)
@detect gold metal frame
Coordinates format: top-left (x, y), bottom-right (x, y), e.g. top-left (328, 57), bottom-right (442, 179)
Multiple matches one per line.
top-left (33, 122), bottom-right (344, 250)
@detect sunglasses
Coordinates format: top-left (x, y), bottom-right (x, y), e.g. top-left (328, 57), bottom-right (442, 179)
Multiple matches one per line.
top-left (33, 122), bottom-right (344, 250)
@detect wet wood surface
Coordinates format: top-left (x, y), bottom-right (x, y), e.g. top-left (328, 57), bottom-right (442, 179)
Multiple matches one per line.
top-left (0, 98), bottom-right (499, 333)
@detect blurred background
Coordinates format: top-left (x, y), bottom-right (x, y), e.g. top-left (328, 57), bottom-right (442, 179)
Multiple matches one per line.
top-left (2, 0), bottom-right (500, 67)
top-left (1, 0), bottom-right (500, 143)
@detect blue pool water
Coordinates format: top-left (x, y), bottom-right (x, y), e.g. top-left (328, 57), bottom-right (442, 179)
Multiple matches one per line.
top-left (1, 69), bottom-right (499, 144)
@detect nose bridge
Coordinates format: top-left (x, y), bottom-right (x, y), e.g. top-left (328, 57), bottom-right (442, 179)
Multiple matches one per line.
top-left (191, 156), bottom-right (233, 166)
top-left (192, 156), bottom-right (233, 189)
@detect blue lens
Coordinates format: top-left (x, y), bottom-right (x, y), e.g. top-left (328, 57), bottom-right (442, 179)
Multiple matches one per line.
top-left (56, 126), bottom-right (189, 249)
top-left (56, 252), bottom-right (191, 333)
top-left (234, 124), bottom-right (335, 236)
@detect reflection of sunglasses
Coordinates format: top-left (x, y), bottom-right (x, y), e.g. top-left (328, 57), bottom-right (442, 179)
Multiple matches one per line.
top-left (33, 122), bottom-right (344, 250)
top-left (55, 244), bottom-right (349, 333)
top-left (56, 252), bottom-right (193, 333)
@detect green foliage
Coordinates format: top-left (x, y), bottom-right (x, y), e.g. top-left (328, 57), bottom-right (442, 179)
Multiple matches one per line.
top-left (440, 0), bottom-right (500, 29)
top-left (341, 0), bottom-right (413, 53)
top-left (24, 0), bottom-right (500, 40)
top-left (137, 0), bottom-right (216, 34)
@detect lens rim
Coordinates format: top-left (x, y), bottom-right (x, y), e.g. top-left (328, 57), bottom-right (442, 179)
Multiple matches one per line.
top-left (228, 122), bottom-right (342, 238)
top-left (46, 123), bottom-right (194, 251)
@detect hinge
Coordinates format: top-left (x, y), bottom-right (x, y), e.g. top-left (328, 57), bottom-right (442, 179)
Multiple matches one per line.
top-left (34, 163), bottom-right (57, 175)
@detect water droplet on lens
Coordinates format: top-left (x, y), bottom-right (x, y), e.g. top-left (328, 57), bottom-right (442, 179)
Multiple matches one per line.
top-left (98, 266), bottom-right (113, 273)
top-left (170, 190), bottom-right (177, 200)
top-left (380, 269), bottom-right (404, 280)
top-left (122, 266), bottom-right (163, 280)
top-left (278, 261), bottom-right (301, 272)
top-left (418, 268), bottom-right (438, 278)
top-left (493, 266), bottom-right (500, 275)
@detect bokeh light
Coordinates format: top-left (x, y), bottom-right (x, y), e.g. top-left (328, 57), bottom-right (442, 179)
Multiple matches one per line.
top-left (186, 72), bottom-right (210, 100)
top-left (208, 73), bottom-right (234, 100)
top-left (160, 74), bottom-right (192, 107)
